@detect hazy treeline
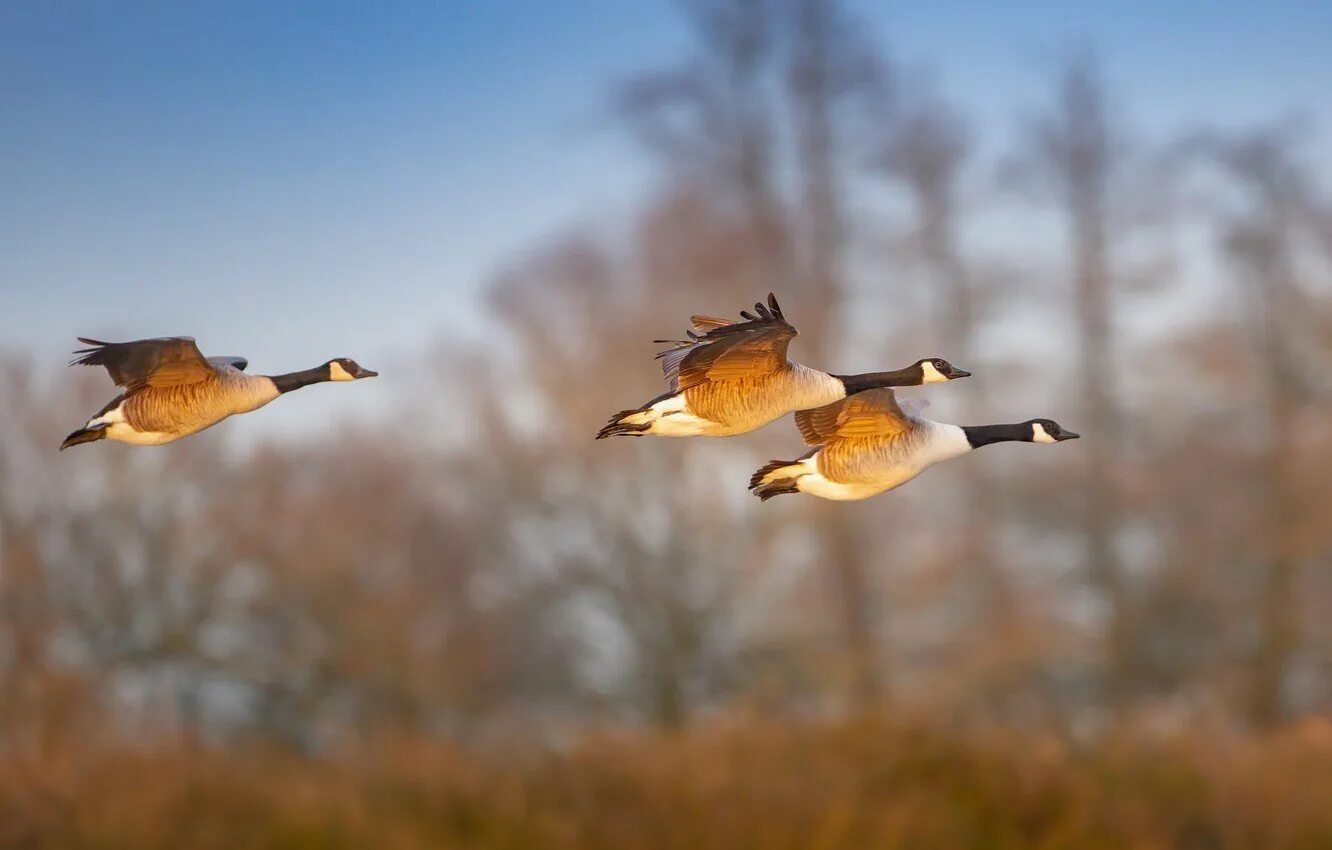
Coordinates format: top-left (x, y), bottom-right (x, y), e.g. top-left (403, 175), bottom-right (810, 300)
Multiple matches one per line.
top-left (2, 0), bottom-right (1332, 759)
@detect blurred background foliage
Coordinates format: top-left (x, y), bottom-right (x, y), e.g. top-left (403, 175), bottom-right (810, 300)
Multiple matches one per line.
top-left (2, 0), bottom-right (1332, 846)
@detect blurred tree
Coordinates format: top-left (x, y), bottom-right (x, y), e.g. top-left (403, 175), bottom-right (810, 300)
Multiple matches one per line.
top-left (875, 84), bottom-right (1015, 649)
top-left (1206, 127), bottom-right (1328, 726)
top-left (1009, 55), bottom-right (1132, 711)
top-left (615, 0), bottom-right (790, 290)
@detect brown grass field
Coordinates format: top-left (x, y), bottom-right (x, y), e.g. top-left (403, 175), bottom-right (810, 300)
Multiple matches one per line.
top-left (4, 715), bottom-right (1332, 850)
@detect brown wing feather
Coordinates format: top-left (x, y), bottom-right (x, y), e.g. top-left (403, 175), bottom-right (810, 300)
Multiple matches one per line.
top-left (794, 388), bottom-right (912, 445)
top-left (690, 315), bottom-right (733, 332)
top-left (655, 294), bottom-right (797, 391)
top-left (71, 336), bottom-right (216, 390)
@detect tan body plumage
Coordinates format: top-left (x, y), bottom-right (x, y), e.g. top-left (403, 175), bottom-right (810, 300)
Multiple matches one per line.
top-left (61, 337), bottom-right (377, 449)
top-left (596, 294), bottom-right (969, 439)
top-left (643, 363), bottom-right (846, 437)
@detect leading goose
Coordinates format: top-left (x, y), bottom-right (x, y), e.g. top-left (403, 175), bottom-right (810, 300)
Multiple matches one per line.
top-left (596, 293), bottom-right (970, 439)
top-left (749, 388), bottom-right (1078, 501)
top-left (61, 336), bottom-right (377, 449)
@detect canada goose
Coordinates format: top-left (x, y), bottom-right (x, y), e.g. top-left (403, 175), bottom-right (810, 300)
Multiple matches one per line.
top-left (749, 388), bottom-right (1078, 501)
top-left (60, 336), bottom-right (377, 449)
top-left (596, 293), bottom-right (970, 439)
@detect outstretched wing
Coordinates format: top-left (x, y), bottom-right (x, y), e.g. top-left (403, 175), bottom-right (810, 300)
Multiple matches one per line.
top-left (653, 293), bottom-right (798, 392)
top-left (71, 336), bottom-right (216, 390)
top-left (794, 388), bottom-right (922, 446)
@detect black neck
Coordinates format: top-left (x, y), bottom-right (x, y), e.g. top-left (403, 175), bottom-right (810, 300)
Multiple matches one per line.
top-left (833, 367), bottom-right (920, 395)
top-left (268, 366), bottom-right (329, 394)
top-left (961, 423), bottom-right (1030, 449)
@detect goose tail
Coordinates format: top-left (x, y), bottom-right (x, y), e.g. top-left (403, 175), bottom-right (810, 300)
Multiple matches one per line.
top-left (60, 425), bottom-right (108, 451)
top-left (748, 456), bottom-right (808, 501)
top-left (596, 408), bottom-right (653, 440)
top-left (597, 392), bottom-right (682, 439)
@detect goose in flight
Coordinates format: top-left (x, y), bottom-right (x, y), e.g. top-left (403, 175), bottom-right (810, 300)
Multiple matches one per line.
top-left (596, 293), bottom-right (969, 439)
top-left (749, 388), bottom-right (1077, 501)
top-left (61, 336), bottom-right (377, 449)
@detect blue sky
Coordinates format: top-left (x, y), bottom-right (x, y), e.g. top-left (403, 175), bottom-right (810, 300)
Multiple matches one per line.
top-left (3, 0), bottom-right (1329, 436)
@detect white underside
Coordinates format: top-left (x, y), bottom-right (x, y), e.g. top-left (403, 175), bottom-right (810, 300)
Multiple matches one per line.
top-left (86, 405), bottom-right (126, 431)
top-left (754, 456), bottom-right (874, 501)
top-left (795, 466), bottom-right (888, 501)
top-left (762, 455), bottom-right (887, 501)
top-left (103, 424), bottom-right (182, 446)
top-left (621, 394), bottom-right (717, 437)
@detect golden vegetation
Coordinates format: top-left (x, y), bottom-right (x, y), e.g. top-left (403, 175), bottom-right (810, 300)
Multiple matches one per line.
top-left (4, 717), bottom-right (1332, 849)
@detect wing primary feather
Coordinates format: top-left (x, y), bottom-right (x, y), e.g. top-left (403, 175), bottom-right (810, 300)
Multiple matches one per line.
top-left (690, 315), bottom-right (733, 331)
top-left (651, 294), bottom-right (799, 391)
top-left (68, 336), bottom-right (213, 389)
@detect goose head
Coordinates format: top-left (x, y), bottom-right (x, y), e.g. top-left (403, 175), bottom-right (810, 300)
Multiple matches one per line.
top-left (916, 358), bottom-right (971, 384)
top-left (327, 358), bottom-right (379, 382)
top-left (1026, 418), bottom-right (1079, 443)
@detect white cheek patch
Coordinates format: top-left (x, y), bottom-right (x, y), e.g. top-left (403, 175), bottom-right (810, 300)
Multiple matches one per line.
top-left (329, 361), bottom-right (355, 382)
top-left (921, 361), bottom-right (947, 384)
top-left (1031, 422), bottom-right (1056, 443)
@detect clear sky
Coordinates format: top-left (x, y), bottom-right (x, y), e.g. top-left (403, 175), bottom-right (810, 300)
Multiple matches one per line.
top-left (3, 1), bottom-right (1329, 436)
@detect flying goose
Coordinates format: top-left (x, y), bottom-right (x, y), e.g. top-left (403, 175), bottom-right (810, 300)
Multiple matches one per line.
top-left (749, 388), bottom-right (1078, 501)
top-left (596, 293), bottom-right (970, 439)
top-left (60, 336), bottom-right (377, 449)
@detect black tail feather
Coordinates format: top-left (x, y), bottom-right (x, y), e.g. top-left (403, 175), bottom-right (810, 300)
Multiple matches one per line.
top-left (752, 477), bottom-right (800, 501)
top-left (748, 457), bottom-right (804, 501)
top-left (595, 422), bottom-right (651, 439)
top-left (60, 426), bottom-right (107, 451)
top-left (596, 408), bottom-right (651, 440)
top-left (597, 392), bottom-right (677, 440)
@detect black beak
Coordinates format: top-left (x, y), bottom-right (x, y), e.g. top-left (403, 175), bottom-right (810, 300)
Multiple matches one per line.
top-left (356, 367), bottom-right (379, 379)
top-left (1055, 430), bottom-right (1080, 441)
top-left (948, 367), bottom-right (972, 379)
